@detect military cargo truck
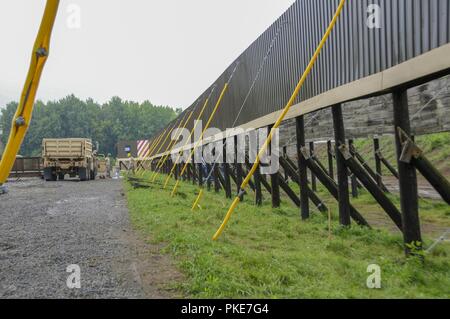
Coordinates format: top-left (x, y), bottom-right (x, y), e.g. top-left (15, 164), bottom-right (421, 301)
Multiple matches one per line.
top-left (42, 138), bottom-right (97, 181)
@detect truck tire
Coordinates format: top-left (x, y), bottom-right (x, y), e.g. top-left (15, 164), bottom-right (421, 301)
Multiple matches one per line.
top-left (58, 173), bottom-right (65, 181)
top-left (44, 168), bottom-right (54, 181)
top-left (79, 168), bottom-right (88, 181)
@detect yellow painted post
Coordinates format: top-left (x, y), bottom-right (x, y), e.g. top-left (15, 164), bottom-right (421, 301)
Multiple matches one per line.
top-left (170, 82), bottom-right (229, 195)
top-left (136, 125), bottom-right (171, 175)
top-left (136, 130), bottom-right (165, 174)
top-left (161, 89), bottom-right (216, 187)
top-left (191, 189), bottom-right (204, 211)
top-left (143, 120), bottom-right (180, 177)
top-left (147, 127), bottom-right (170, 158)
top-left (212, 0), bottom-right (347, 240)
top-left (0, 0), bottom-right (60, 191)
top-left (150, 108), bottom-right (195, 180)
top-left (140, 115), bottom-right (186, 176)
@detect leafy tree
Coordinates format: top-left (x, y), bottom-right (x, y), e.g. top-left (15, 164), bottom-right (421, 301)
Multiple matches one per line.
top-left (0, 95), bottom-right (178, 157)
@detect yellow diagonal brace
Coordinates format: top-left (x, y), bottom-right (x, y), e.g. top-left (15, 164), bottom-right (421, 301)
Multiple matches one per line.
top-left (146, 112), bottom-right (192, 178)
top-left (136, 130), bottom-right (164, 174)
top-left (136, 127), bottom-right (168, 174)
top-left (148, 121), bottom-right (180, 170)
top-left (191, 189), bottom-right (204, 211)
top-left (212, 0), bottom-right (347, 241)
top-left (0, 0), bottom-right (60, 186)
top-left (148, 128), bottom-right (169, 157)
top-left (150, 107), bottom-right (196, 180)
top-left (169, 83), bottom-right (229, 195)
top-left (161, 95), bottom-right (212, 186)
top-left (149, 109), bottom-right (192, 180)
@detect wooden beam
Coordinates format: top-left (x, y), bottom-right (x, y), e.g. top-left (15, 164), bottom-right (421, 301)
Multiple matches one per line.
top-left (296, 116), bottom-right (310, 219)
top-left (332, 104), bottom-right (351, 226)
top-left (393, 89), bottom-right (422, 256)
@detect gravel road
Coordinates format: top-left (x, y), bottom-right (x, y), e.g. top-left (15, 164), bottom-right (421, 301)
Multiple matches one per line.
top-left (0, 178), bottom-right (178, 299)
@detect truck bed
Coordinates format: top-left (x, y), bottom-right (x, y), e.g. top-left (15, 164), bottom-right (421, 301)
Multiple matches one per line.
top-left (42, 138), bottom-right (93, 158)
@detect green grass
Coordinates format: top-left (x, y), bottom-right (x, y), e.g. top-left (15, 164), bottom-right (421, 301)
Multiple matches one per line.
top-left (124, 173), bottom-right (450, 299)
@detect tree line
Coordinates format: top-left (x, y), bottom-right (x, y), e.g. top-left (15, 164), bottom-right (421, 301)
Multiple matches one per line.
top-left (0, 95), bottom-right (179, 157)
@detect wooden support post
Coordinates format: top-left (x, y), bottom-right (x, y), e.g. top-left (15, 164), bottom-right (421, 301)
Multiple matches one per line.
top-left (296, 116), bottom-right (310, 220)
top-left (216, 168), bottom-right (226, 190)
top-left (254, 168), bottom-right (263, 206)
top-left (186, 160), bottom-right (190, 181)
top-left (350, 144), bottom-right (390, 193)
top-left (206, 163), bottom-right (212, 191)
top-left (283, 146), bottom-right (289, 183)
top-left (269, 125), bottom-right (280, 208)
top-left (301, 147), bottom-right (370, 227)
top-left (239, 164), bottom-right (256, 192)
top-left (327, 140), bottom-right (334, 180)
top-left (198, 162), bottom-right (203, 187)
top-left (254, 140), bottom-right (263, 206)
top-left (332, 104), bottom-right (352, 227)
top-left (223, 139), bottom-right (232, 199)
top-left (234, 135), bottom-right (244, 201)
top-left (397, 129), bottom-right (450, 204)
top-left (410, 153), bottom-right (450, 204)
top-left (175, 160), bottom-right (179, 180)
top-left (246, 161), bottom-right (273, 195)
top-left (378, 149), bottom-right (399, 179)
top-left (393, 90), bottom-right (422, 255)
top-left (348, 139), bottom-right (359, 198)
top-left (280, 156), bottom-right (328, 213)
top-left (339, 144), bottom-right (403, 231)
top-left (373, 137), bottom-right (383, 188)
top-left (313, 155), bottom-right (330, 178)
top-left (213, 147), bottom-right (220, 193)
top-left (187, 158), bottom-right (191, 182)
top-left (278, 176), bottom-right (301, 207)
top-left (309, 141), bottom-right (317, 192)
top-left (191, 152), bottom-right (197, 184)
top-left (213, 167), bottom-right (220, 192)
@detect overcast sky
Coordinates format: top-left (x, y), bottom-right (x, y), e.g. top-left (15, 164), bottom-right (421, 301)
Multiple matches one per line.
top-left (0, 0), bottom-right (295, 109)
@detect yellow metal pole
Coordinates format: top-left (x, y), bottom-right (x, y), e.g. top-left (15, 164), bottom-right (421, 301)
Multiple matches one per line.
top-left (151, 106), bottom-right (197, 180)
top-left (147, 121), bottom-right (180, 174)
top-left (212, 0), bottom-right (347, 240)
top-left (161, 91), bottom-right (214, 185)
top-left (170, 82), bottom-right (229, 196)
top-left (191, 189), bottom-right (204, 211)
top-left (148, 127), bottom-right (170, 157)
top-left (136, 132), bottom-right (163, 174)
top-left (149, 109), bottom-right (193, 179)
top-left (0, 0), bottom-right (60, 191)
top-left (135, 127), bottom-right (168, 174)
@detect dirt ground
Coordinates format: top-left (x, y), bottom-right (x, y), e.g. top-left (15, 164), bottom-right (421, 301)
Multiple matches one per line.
top-left (0, 177), bottom-right (182, 299)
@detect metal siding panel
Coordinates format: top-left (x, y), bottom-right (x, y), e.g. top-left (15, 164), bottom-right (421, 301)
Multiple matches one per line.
top-left (430, 0), bottom-right (439, 49)
top-left (151, 0), bottom-right (450, 138)
top-left (422, 0), bottom-right (430, 53)
top-left (438, 0), bottom-right (448, 46)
